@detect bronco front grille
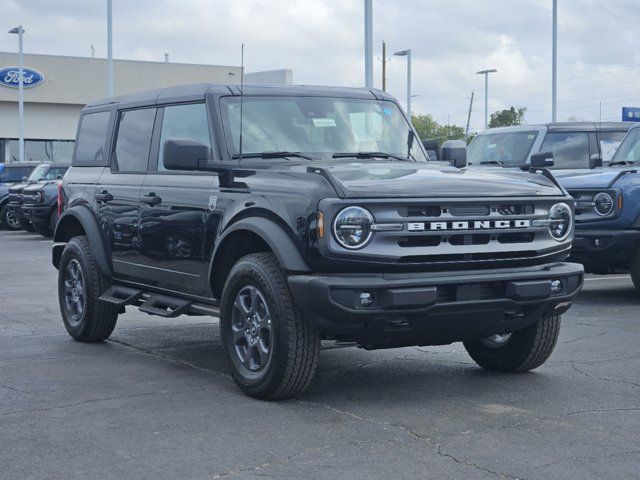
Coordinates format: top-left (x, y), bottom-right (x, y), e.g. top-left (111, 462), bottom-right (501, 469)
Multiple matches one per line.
top-left (320, 196), bottom-right (572, 270)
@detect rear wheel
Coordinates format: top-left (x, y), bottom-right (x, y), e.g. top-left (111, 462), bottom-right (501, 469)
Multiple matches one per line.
top-left (58, 235), bottom-right (118, 342)
top-left (0, 205), bottom-right (21, 230)
top-left (220, 253), bottom-right (320, 400)
top-left (630, 245), bottom-right (640, 293)
top-left (464, 315), bottom-right (561, 372)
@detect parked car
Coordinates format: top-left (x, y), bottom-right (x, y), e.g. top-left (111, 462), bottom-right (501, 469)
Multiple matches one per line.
top-left (7, 163), bottom-right (68, 232)
top-left (0, 161), bottom-right (41, 230)
top-left (53, 84), bottom-right (583, 399)
top-left (22, 173), bottom-right (67, 237)
top-left (553, 123), bottom-right (640, 291)
top-left (468, 122), bottom-right (632, 169)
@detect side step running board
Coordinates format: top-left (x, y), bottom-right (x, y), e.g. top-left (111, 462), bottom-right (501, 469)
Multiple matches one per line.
top-left (138, 294), bottom-right (191, 318)
top-left (99, 286), bottom-right (143, 306)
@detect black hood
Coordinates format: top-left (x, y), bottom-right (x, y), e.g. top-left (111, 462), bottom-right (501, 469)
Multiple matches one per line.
top-left (298, 162), bottom-right (563, 198)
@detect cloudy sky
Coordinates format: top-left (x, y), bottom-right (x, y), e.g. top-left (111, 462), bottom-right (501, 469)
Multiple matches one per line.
top-left (1, 0), bottom-right (639, 132)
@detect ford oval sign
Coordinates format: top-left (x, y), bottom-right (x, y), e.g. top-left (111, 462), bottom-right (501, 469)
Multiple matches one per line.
top-left (0, 66), bottom-right (44, 89)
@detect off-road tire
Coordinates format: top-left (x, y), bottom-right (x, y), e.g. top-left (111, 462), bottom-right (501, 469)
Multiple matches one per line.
top-left (58, 235), bottom-right (118, 342)
top-left (464, 315), bottom-right (561, 372)
top-left (18, 217), bottom-right (34, 232)
top-left (630, 244), bottom-right (640, 293)
top-left (220, 253), bottom-right (320, 400)
top-left (0, 204), bottom-right (21, 230)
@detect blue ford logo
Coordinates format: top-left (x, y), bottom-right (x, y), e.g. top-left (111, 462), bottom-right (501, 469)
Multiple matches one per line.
top-left (0, 66), bottom-right (44, 89)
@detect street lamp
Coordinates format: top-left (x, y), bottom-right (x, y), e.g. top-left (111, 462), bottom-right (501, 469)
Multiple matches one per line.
top-left (394, 49), bottom-right (412, 119)
top-left (9, 26), bottom-right (25, 163)
top-left (107, 0), bottom-right (113, 96)
top-left (476, 69), bottom-right (497, 129)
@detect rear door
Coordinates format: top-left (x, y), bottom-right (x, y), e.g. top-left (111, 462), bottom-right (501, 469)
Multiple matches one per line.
top-left (138, 102), bottom-right (217, 298)
top-left (96, 107), bottom-right (156, 284)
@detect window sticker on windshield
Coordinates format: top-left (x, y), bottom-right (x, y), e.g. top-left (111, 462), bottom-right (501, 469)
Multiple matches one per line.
top-left (527, 134), bottom-right (535, 140)
top-left (382, 107), bottom-right (392, 116)
top-left (600, 141), bottom-right (621, 163)
top-left (312, 118), bottom-right (337, 127)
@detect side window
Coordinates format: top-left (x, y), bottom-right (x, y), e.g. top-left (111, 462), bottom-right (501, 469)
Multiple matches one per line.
top-left (540, 132), bottom-right (589, 168)
top-left (158, 103), bottom-right (211, 171)
top-left (114, 108), bottom-right (156, 172)
top-left (74, 111), bottom-right (111, 165)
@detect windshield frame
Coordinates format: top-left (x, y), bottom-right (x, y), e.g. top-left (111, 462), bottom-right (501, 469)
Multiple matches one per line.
top-left (217, 95), bottom-right (429, 163)
top-left (609, 127), bottom-right (640, 166)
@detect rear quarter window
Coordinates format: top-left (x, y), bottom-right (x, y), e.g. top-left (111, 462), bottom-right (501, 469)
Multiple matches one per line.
top-left (73, 111), bottom-right (112, 166)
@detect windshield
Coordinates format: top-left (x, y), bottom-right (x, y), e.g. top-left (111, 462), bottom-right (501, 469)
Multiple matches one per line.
top-left (0, 166), bottom-right (33, 184)
top-left (610, 128), bottom-right (640, 165)
top-left (598, 131), bottom-right (627, 164)
top-left (219, 96), bottom-right (428, 162)
top-left (27, 164), bottom-right (50, 181)
top-left (468, 131), bottom-right (538, 166)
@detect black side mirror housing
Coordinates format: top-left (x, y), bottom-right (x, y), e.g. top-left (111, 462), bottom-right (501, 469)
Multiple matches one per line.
top-left (422, 140), bottom-right (440, 161)
top-left (163, 139), bottom-right (210, 171)
top-left (589, 153), bottom-right (603, 169)
top-left (530, 151), bottom-right (554, 169)
top-left (441, 140), bottom-right (467, 168)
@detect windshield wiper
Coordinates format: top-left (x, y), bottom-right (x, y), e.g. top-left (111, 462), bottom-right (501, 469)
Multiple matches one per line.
top-left (332, 151), bottom-right (410, 162)
top-left (480, 160), bottom-right (504, 165)
top-left (609, 160), bottom-right (634, 166)
top-left (232, 151), bottom-right (313, 160)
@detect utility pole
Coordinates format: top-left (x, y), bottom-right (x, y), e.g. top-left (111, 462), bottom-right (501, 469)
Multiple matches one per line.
top-left (381, 41), bottom-right (386, 91)
top-left (8, 26), bottom-right (25, 163)
top-left (107, 0), bottom-right (113, 97)
top-left (465, 92), bottom-right (475, 142)
top-left (364, 0), bottom-right (373, 88)
top-left (476, 69), bottom-right (497, 129)
top-left (552, 0), bottom-right (558, 122)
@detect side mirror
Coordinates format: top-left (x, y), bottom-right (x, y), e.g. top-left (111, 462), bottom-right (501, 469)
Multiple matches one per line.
top-left (589, 153), bottom-right (603, 169)
top-left (441, 140), bottom-right (467, 168)
top-left (163, 139), bottom-right (210, 171)
top-left (530, 151), bottom-right (554, 169)
top-left (422, 140), bottom-right (440, 161)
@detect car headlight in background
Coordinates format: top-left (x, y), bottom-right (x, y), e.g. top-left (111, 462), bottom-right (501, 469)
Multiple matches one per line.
top-left (593, 192), bottom-right (614, 216)
top-left (34, 190), bottom-right (45, 203)
top-left (548, 203), bottom-right (572, 241)
top-left (333, 206), bottom-right (374, 249)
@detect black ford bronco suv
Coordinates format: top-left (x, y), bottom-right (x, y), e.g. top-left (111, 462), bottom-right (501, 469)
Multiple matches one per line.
top-left (53, 84), bottom-right (583, 399)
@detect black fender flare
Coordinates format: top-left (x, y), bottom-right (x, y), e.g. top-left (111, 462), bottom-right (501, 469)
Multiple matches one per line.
top-left (210, 217), bottom-right (311, 276)
top-left (52, 206), bottom-right (112, 276)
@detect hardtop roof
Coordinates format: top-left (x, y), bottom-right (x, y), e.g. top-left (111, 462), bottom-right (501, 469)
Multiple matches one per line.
top-left (84, 83), bottom-right (394, 110)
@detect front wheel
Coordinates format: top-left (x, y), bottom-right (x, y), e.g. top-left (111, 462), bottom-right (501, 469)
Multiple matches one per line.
top-left (0, 205), bottom-right (21, 230)
top-left (220, 253), bottom-right (320, 400)
top-left (58, 236), bottom-right (118, 342)
top-left (464, 315), bottom-right (561, 372)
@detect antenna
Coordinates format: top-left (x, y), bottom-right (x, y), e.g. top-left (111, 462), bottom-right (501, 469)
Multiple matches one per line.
top-left (238, 43), bottom-right (244, 165)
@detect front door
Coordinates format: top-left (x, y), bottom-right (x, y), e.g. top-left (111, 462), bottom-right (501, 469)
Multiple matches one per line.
top-left (137, 103), bottom-right (218, 298)
top-left (96, 107), bottom-right (156, 284)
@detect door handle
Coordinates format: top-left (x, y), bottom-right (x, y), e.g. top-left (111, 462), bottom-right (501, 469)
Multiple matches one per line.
top-left (95, 191), bottom-right (113, 202)
top-left (141, 193), bottom-right (162, 206)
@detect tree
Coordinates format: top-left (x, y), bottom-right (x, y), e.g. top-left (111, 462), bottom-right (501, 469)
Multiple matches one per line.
top-left (488, 107), bottom-right (526, 128)
top-left (411, 114), bottom-right (465, 143)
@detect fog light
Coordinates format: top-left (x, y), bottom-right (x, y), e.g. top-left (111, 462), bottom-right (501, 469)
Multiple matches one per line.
top-left (359, 292), bottom-right (374, 307)
top-left (550, 280), bottom-right (563, 294)
top-left (593, 238), bottom-right (601, 247)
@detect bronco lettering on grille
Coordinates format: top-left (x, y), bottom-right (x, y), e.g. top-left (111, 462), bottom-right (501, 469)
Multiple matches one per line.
top-left (407, 219), bottom-right (531, 231)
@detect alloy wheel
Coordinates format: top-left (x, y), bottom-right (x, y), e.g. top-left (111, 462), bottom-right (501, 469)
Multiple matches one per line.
top-left (63, 259), bottom-right (86, 327)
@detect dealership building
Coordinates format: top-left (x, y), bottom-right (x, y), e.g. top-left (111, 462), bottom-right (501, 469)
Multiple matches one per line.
top-left (0, 52), bottom-right (292, 164)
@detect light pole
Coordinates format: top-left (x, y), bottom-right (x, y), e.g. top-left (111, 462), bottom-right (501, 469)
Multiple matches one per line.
top-left (394, 49), bottom-right (412, 119)
top-left (9, 26), bottom-right (25, 163)
top-left (364, 0), bottom-right (373, 88)
top-left (476, 69), bottom-right (497, 129)
top-left (552, 0), bottom-right (558, 122)
top-left (107, 0), bottom-right (113, 97)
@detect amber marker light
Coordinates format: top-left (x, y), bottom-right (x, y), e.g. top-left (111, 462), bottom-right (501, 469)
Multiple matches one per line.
top-left (317, 211), bottom-right (325, 239)
top-left (618, 195), bottom-right (623, 211)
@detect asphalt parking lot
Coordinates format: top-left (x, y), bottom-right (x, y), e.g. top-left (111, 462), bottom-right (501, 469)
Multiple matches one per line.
top-left (0, 229), bottom-right (639, 480)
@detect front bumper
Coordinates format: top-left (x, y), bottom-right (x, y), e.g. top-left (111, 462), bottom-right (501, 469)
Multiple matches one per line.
top-left (569, 229), bottom-right (640, 271)
top-left (288, 262), bottom-right (583, 349)
top-left (22, 204), bottom-right (52, 224)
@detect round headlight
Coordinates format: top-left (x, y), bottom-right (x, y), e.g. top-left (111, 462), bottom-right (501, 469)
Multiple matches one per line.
top-left (34, 190), bottom-right (45, 203)
top-left (548, 203), bottom-right (572, 241)
top-left (333, 206), bottom-right (374, 249)
top-left (593, 192), bottom-right (614, 216)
